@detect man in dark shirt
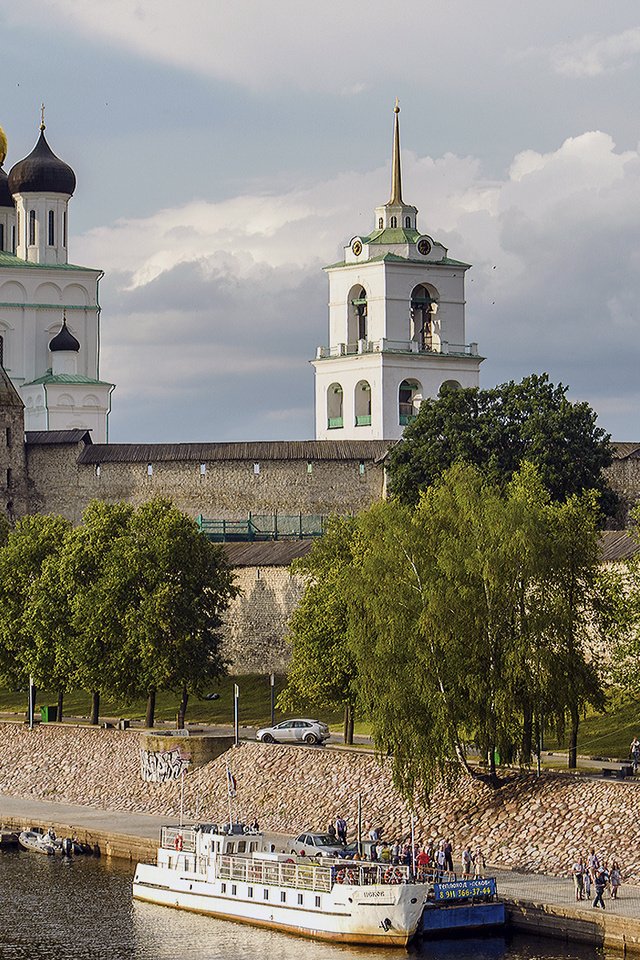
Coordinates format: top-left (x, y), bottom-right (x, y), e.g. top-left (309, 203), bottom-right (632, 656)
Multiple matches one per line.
top-left (593, 867), bottom-right (608, 909)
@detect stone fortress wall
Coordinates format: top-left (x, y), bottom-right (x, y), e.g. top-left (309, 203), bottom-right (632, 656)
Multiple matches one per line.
top-left (1, 723), bottom-right (640, 883)
top-left (9, 431), bottom-right (640, 674)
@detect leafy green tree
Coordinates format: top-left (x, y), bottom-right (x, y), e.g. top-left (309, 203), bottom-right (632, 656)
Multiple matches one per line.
top-left (283, 463), bottom-right (605, 799)
top-left (107, 499), bottom-right (237, 727)
top-left (0, 515), bottom-right (71, 712)
top-left (29, 501), bottom-right (135, 724)
top-left (278, 517), bottom-right (359, 743)
top-left (388, 373), bottom-right (615, 515)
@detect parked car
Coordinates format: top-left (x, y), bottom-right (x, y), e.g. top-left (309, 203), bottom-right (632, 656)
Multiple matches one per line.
top-left (256, 718), bottom-right (330, 746)
top-left (288, 833), bottom-right (346, 858)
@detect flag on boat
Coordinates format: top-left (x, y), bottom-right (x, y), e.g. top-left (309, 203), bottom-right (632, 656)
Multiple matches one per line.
top-left (226, 766), bottom-right (237, 798)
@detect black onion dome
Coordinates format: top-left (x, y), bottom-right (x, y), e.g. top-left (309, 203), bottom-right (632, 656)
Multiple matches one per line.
top-left (8, 130), bottom-right (76, 196)
top-left (0, 166), bottom-right (12, 207)
top-left (49, 319), bottom-right (80, 352)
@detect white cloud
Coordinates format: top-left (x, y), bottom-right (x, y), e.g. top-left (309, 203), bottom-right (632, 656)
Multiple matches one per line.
top-left (87, 128), bottom-right (640, 441)
top-left (543, 27), bottom-right (640, 78)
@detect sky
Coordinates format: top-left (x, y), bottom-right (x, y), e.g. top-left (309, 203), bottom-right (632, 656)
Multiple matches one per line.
top-left (2, 1), bottom-right (640, 442)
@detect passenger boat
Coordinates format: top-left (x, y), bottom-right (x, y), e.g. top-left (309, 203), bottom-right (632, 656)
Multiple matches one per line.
top-left (133, 823), bottom-right (428, 947)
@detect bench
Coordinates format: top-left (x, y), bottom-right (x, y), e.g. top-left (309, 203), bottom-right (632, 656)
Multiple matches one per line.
top-left (602, 763), bottom-right (634, 779)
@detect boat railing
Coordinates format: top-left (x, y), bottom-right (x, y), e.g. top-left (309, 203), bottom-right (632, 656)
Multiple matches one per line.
top-left (161, 826), bottom-right (198, 854)
top-left (218, 855), bottom-right (333, 893)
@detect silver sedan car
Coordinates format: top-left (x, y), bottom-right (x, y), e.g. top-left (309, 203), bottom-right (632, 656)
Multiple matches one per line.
top-left (256, 718), bottom-right (330, 746)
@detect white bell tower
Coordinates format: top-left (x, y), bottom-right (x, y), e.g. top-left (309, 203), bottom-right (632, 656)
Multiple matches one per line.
top-left (312, 102), bottom-right (483, 440)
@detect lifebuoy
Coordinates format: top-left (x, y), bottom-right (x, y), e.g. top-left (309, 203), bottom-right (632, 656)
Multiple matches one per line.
top-left (336, 870), bottom-right (346, 884)
top-left (285, 858), bottom-right (295, 864)
top-left (174, 834), bottom-right (183, 852)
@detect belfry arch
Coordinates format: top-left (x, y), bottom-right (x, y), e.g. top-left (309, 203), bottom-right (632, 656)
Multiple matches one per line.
top-left (347, 285), bottom-right (368, 345)
top-left (410, 283), bottom-right (439, 351)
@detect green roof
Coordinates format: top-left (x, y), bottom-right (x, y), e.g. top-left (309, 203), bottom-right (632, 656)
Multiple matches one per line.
top-left (362, 226), bottom-right (421, 245)
top-left (0, 251), bottom-right (99, 272)
top-left (24, 371), bottom-right (113, 386)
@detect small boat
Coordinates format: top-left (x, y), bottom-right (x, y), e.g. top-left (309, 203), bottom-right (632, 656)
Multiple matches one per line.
top-left (133, 823), bottom-right (428, 947)
top-left (18, 830), bottom-right (56, 856)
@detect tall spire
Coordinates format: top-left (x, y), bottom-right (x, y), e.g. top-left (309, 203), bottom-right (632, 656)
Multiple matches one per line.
top-left (388, 98), bottom-right (403, 205)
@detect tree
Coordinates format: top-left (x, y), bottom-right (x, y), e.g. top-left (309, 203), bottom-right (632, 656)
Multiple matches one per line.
top-left (282, 463), bottom-right (605, 800)
top-left (388, 374), bottom-right (615, 516)
top-left (278, 517), bottom-right (359, 744)
top-left (29, 500), bottom-right (135, 724)
top-left (107, 499), bottom-right (237, 727)
top-left (0, 515), bottom-right (71, 712)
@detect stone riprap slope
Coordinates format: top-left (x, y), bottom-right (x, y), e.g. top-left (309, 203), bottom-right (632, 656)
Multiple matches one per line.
top-left (1, 722), bottom-right (639, 882)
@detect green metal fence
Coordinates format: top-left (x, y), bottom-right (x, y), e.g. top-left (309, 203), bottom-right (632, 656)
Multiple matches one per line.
top-left (196, 513), bottom-right (327, 542)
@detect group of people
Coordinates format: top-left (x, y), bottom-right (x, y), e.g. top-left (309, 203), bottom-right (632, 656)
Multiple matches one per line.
top-left (572, 850), bottom-right (622, 907)
top-left (364, 826), bottom-right (486, 881)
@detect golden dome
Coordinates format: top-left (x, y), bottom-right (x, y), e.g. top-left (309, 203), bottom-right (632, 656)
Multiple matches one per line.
top-left (0, 126), bottom-right (7, 166)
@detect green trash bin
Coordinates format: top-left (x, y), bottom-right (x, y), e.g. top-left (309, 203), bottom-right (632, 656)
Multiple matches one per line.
top-left (40, 705), bottom-right (58, 723)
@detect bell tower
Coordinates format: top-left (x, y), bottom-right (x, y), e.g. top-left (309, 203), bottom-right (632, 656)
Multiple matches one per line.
top-left (312, 102), bottom-right (483, 440)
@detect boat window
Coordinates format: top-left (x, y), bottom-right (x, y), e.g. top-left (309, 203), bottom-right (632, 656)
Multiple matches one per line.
top-left (248, 886), bottom-right (253, 897)
top-left (232, 885), bottom-right (237, 895)
top-left (221, 883), bottom-right (226, 893)
top-left (280, 891), bottom-right (286, 903)
top-left (249, 842), bottom-right (257, 852)
top-left (263, 889), bottom-right (269, 900)
top-left (238, 841), bottom-right (246, 853)
top-left (315, 896), bottom-right (321, 907)
top-left (298, 893), bottom-right (303, 905)
top-left (228, 843), bottom-right (235, 853)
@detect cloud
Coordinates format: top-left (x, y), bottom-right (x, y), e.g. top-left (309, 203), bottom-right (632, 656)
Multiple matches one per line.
top-left (542, 27), bottom-right (640, 78)
top-left (86, 129), bottom-right (640, 441)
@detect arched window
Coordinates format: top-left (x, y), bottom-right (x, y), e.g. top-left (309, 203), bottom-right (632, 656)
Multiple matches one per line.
top-left (355, 381), bottom-right (372, 426)
top-left (327, 383), bottom-right (343, 429)
top-left (28, 210), bottom-right (36, 246)
top-left (399, 379), bottom-right (422, 426)
top-left (347, 285), bottom-right (367, 345)
top-left (440, 380), bottom-right (462, 395)
top-left (410, 284), bottom-right (437, 350)
top-left (390, 216), bottom-right (397, 228)
top-left (405, 216), bottom-right (411, 228)
top-left (378, 217), bottom-right (383, 229)
top-left (48, 210), bottom-right (55, 246)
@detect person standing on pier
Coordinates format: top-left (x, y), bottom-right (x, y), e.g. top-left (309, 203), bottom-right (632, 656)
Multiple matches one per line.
top-left (572, 857), bottom-right (585, 900)
top-left (593, 867), bottom-right (608, 909)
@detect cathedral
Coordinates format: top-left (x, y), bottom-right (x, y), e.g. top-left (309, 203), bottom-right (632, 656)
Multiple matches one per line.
top-left (0, 116), bottom-right (113, 444)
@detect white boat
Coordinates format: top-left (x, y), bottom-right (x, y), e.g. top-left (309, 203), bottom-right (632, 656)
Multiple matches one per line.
top-left (18, 830), bottom-right (56, 856)
top-left (133, 823), bottom-right (428, 947)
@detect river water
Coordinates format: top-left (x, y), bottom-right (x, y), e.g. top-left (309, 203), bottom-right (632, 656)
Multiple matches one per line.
top-left (0, 848), bottom-right (607, 960)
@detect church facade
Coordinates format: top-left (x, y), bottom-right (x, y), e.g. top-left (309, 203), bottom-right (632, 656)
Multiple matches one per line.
top-left (0, 119), bottom-right (113, 442)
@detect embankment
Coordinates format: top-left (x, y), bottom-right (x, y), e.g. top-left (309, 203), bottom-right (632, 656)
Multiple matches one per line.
top-left (1, 722), bottom-right (638, 882)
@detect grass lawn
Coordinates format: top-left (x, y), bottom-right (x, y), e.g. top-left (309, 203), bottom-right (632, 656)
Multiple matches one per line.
top-left (545, 697), bottom-right (640, 761)
top-left (0, 675), bottom-right (343, 729)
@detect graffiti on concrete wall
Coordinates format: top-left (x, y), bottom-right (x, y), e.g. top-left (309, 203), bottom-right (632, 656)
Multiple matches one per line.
top-left (140, 748), bottom-right (190, 783)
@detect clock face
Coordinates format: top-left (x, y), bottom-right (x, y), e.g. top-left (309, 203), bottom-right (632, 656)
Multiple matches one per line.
top-left (352, 240), bottom-right (363, 257)
top-left (417, 237), bottom-right (432, 257)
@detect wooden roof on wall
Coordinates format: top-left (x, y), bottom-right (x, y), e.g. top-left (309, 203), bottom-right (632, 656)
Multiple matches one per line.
top-left (76, 440), bottom-right (392, 464)
top-left (222, 541), bottom-right (314, 567)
